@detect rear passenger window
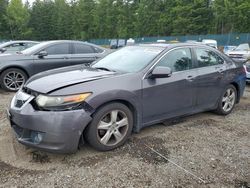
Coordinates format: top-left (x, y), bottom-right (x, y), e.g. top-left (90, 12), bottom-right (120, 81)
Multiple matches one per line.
top-left (195, 48), bottom-right (224, 67)
top-left (45, 44), bottom-right (70, 55)
top-left (74, 43), bottom-right (95, 54)
top-left (156, 48), bottom-right (192, 72)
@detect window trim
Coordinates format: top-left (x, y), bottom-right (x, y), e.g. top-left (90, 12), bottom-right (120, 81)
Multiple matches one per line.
top-left (73, 43), bottom-right (95, 54)
top-left (143, 46), bottom-right (194, 79)
top-left (38, 43), bottom-right (71, 55)
top-left (192, 47), bottom-right (226, 69)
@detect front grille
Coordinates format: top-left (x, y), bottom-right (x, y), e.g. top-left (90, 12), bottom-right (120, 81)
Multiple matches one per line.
top-left (229, 54), bottom-right (243, 58)
top-left (12, 89), bottom-right (34, 109)
top-left (11, 122), bottom-right (44, 144)
top-left (15, 99), bottom-right (27, 108)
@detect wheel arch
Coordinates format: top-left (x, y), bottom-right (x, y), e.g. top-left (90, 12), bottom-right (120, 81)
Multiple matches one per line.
top-left (230, 82), bottom-right (240, 103)
top-left (0, 66), bottom-right (30, 78)
top-left (88, 98), bottom-right (141, 133)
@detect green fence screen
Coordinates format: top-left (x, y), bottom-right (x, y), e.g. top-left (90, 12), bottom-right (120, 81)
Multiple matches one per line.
top-left (89, 33), bottom-right (250, 46)
top-left (1, 33), bottom-right (249, 46)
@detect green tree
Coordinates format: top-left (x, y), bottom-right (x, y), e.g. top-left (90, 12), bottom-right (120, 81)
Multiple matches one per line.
top-left (171, 0), bottom-right (213, 35)
top-left (5, 0), bottom-right (31, 39)
top-left (0, 0), bottom-right (8, 39)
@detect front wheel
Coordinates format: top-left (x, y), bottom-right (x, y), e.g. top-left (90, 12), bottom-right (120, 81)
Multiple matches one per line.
top-left (215, 85), bottom-right (237, 115)
top-left (85, 103), bottom-right (133, 151)
top-left (0, 68), bottom-right (28, 92)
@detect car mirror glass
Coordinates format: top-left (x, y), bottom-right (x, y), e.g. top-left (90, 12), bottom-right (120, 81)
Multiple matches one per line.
top-left (0, 48), bottom-right (7, 53)
top-left (149, 66), bottom-right (172, 79)
top-left (38, 50), bottom-right (48, 58)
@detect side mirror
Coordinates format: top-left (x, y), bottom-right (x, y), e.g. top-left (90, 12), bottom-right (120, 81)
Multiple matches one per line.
top-left (37, 50), bottom-right (48, 58)
top-left (0, 48), bottom-right (7, 53)
top-left (149, 66), bottom-right (172, 79)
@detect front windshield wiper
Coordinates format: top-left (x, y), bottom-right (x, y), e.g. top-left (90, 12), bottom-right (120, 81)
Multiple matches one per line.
top-left (94, 67), bottom-right (116, 72)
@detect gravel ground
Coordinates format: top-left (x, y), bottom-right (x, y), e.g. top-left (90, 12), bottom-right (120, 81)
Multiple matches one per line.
top-left (0, 86), bottom-right (249, 188)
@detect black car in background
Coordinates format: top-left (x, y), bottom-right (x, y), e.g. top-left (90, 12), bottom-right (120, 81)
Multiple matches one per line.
top-left (0, 40), bottom-right (110, 91)
top-left (0, 40), bottom-right (39, 54)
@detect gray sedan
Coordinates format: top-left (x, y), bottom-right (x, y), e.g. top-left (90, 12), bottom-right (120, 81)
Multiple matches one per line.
top-left (0, 40), bottom-right (39, 54)
top-left (8, 43), bottom-right (246, 153)
top-left (0, 40), bottom-right (109, 91)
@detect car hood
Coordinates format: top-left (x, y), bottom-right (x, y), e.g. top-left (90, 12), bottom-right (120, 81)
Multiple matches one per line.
top-left (229, 51), bottom-right (249, 55)
top-left (0, 53), bottom-right (31, 61)
top-left (24, 65), bottom-right (118, 94)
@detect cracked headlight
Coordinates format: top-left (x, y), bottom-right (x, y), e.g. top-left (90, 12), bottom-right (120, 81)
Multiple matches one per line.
top-left (35, 93), bottom-right (92, 110)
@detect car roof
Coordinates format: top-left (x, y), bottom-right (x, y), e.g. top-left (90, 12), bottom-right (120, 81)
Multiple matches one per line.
top-left (37, 40), bottom-right (104, 49)
top-left (21, 40), bottom-right (106, 55)
top-left (138, 42), bottom-right (215, 49)
top-left (0, 40), bottom-right (39, 47)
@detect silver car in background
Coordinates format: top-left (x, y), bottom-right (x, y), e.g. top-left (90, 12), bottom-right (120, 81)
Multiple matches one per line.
top-left (0, 41), bottom-right (39, 54)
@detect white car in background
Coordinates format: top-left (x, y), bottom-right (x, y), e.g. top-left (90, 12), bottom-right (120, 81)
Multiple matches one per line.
top-left (228, 43), bottom-right (250, 60)
top-left (202, 39), bottom-right (218, 49)
top-left (243, 61), bottom-right (250, 83)
top-left (224, 45), bottom-right (236, 55)
top-left (0, 40), bottom-right (39, 54)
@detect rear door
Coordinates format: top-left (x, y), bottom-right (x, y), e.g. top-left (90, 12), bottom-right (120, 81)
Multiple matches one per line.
top-left (142, 47), bottom-right (198, 124)
top-left (193, 47), bottom-right (227, 109)
top-left (32, 43), bottom-right (71, 74)
top-left (70, 43), bottom-right (97, 66)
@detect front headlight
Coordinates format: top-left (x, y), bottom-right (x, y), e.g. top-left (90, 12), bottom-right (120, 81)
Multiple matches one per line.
top-left (35, 93), bottom-right (92, 110)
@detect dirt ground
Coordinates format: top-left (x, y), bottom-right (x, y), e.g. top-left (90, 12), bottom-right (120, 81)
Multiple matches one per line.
top-left (0, 86), bottom-right (249, 188)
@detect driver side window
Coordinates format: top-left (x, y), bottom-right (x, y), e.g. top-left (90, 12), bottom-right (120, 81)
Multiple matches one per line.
top-left (44, 44), bottom-right (70, 55)
top-left (156, 48), bottom-right (192, 72)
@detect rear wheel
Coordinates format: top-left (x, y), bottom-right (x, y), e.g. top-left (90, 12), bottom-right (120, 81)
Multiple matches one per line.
top-left (215, 84), bottom-right (237, 115)
top-left (0, 68), bottom-right (28, 92)
top-left (85, 103), bottom-right (133, 151)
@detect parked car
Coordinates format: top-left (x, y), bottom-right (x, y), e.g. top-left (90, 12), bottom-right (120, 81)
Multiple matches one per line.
top-left (8, 43), bottom-right (246, 153)
top-left (0, 40), bottom-right (39, 54)
top-left (228, 43), bottom-right (250, 60)
top-left (202, 39), bottom-right (218, 49)
top-left (110, 39), bottom-right (126, 49)
top-left (156, 39), bottom-right (166, 43)
top-left (126, 38), bottom-right (135, 46)
top-left (0, 40), bottom-right (109, 91)
top-left (223, 45), bottom-right (236, 55)
top-left (243, 60), bottom-right (250, 83)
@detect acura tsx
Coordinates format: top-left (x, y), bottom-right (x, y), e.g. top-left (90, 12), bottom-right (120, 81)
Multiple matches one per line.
top-left (8, 43), bottom-right (246, 153)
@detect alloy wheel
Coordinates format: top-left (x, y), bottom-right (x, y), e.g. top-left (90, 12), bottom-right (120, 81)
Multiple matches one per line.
top-left (222, 88), bottom-right (236, 112)
top-left (3, 71), bottom-right (25, 91)
top-left (97, 110), bottom-right (129, 146)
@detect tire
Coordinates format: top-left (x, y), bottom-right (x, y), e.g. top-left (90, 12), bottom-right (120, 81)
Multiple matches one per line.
top-left (0, 68), bottom-right (28, 92)
top-left (215, 84), bottom-right (237, 115)
top-left (85, 102), bottom-right (133, 151)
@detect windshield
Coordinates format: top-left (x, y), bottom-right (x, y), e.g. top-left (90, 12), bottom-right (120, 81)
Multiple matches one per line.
top-left (92, 46), bottom-right (163, 73)
top-left (234, 43), bottom-right (250, 51)
top-left (21, 42), bottom-right (48, 55)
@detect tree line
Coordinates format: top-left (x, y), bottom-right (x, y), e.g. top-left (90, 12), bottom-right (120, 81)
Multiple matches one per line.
top-left (0, 0), bottom-right (249, 41)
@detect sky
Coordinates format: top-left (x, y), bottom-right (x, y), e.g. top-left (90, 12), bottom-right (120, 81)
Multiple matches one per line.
top-left (22, 0), bottom-right (36, 5)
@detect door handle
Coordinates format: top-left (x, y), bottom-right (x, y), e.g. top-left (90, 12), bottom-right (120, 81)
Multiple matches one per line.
top-left (217, 69), bottom-right (224, 74)
top-left (186, 75), bottom-right (195, 81)
top-left (63, 56), bottom-right (69, 59)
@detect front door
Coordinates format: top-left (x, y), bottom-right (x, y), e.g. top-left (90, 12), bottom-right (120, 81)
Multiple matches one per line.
top-left (32, 43), bottom-right (71, 74)
top-left (142, 47), bottom-right (197, 124)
